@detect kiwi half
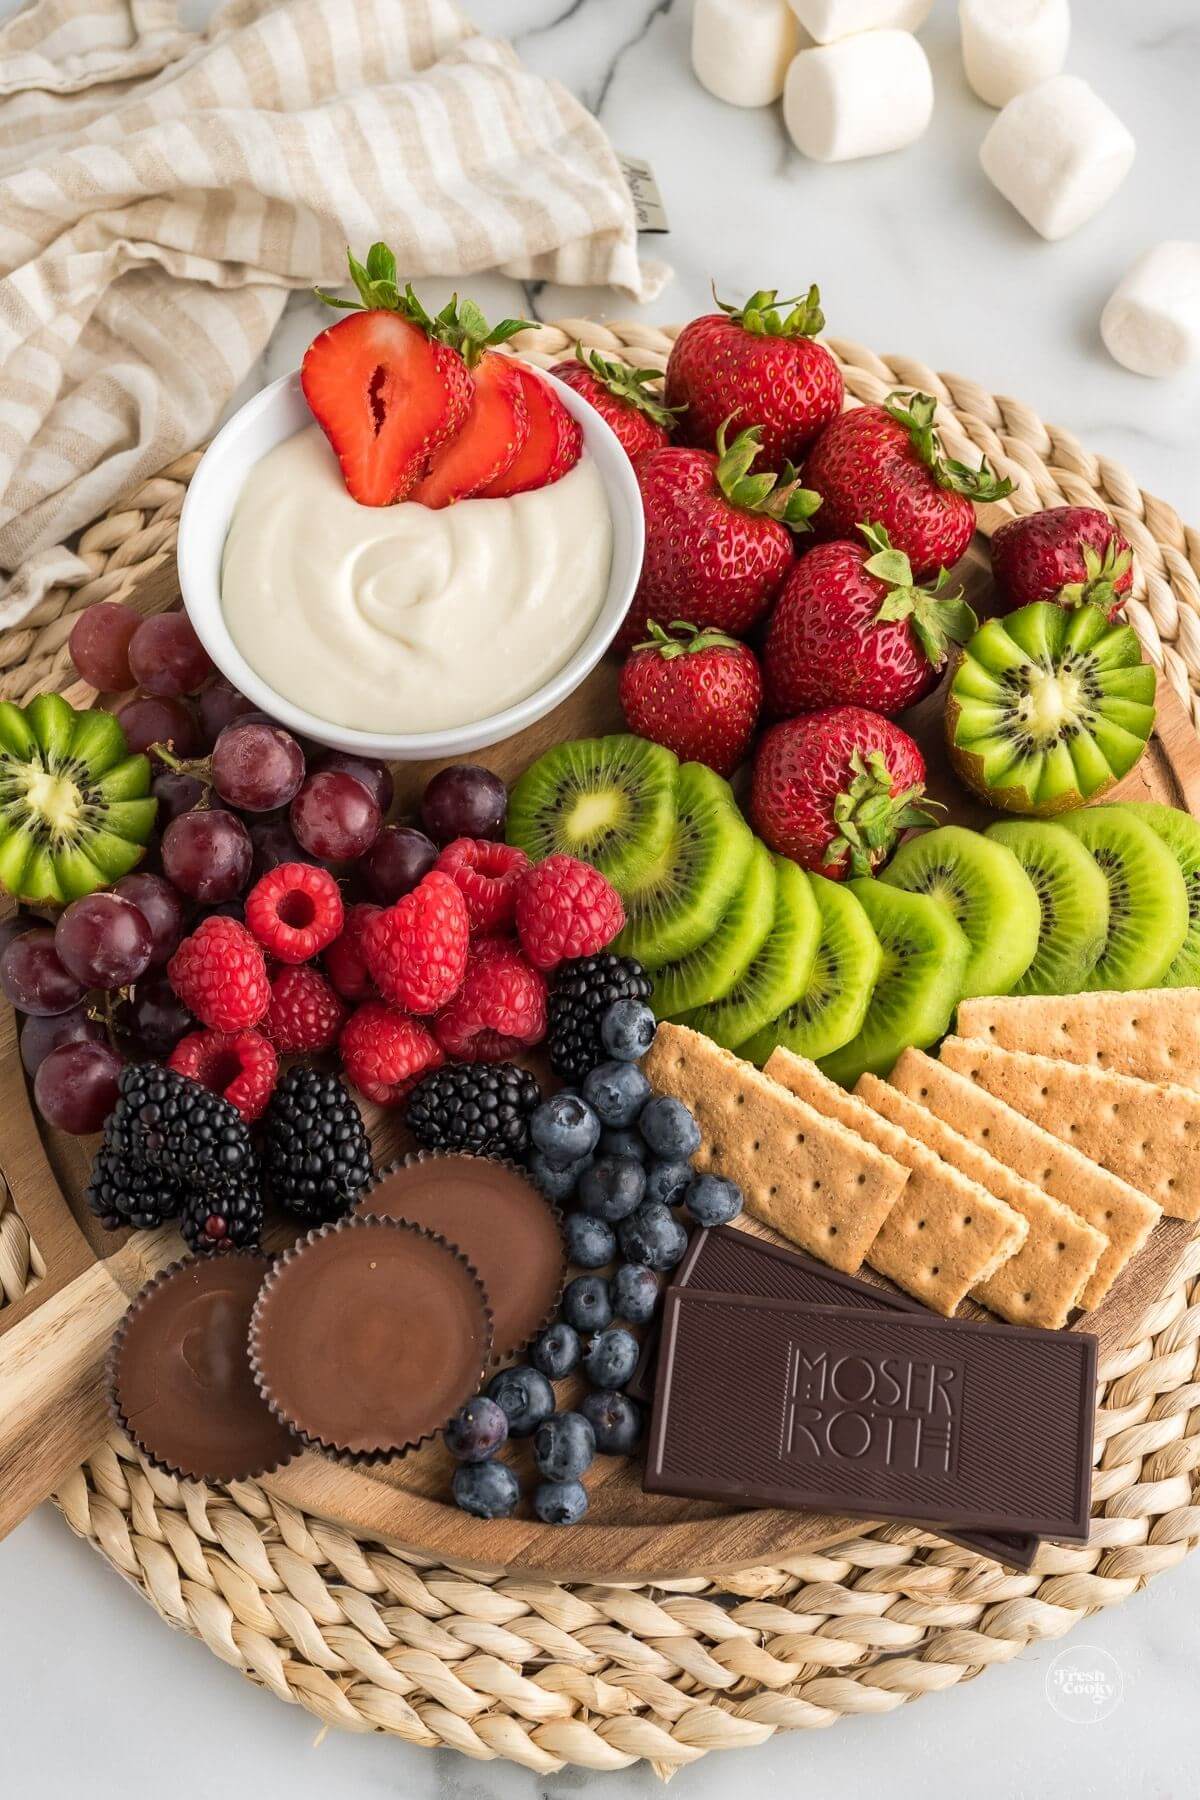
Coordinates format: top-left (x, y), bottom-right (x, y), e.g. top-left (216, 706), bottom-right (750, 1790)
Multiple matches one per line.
top-left (0, 695), bottom-right (155, 904)
top-left (506, 734), bottom-right (678, 893)
top-left (946, 602), bottom-right (1155, 816)
top-left (880, 824), bottom-right (1040, 998)
top-left (985, 818), bottom-right (1111, 995)
top-left (676, 855), bottom-right (820, 1049)
top-left (741, 872), bottom-right (882, 1066)
top-left (1107, 801), bottom-right (1200, 987)
top-left (614, 762), bottom-right (754, 968)
top-left (1056, 805), bottom-right (1188, 991)
top-left (818, 878), bottom-right (970, 1086)
top-left (654, 837), bottom-right (776, 1018)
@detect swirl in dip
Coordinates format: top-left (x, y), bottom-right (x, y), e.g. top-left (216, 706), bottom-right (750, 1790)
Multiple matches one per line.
top-left (220, 424), bottom-right (613, 734)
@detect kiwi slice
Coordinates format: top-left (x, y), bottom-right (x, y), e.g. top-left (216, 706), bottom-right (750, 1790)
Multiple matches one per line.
top-left (1055, 805), bottom-right (1188, 991)
top-left (879, 824), bottom-right (1040, 999)
top-left (741, 871), bottom-right (882, 1065)
top-left (614, 762), bottom-right (754, 968)
top-left (506, 734), bottom-right (678, 893)
top-left (0, 696), bottom-right (155, 904)
top-left (1105, 801), bottom-right (1200, 987)
top-left (676, 855), bottom-right (821, 1049)
top-left (818, 878), bottom-right (970, 1086)
top-left (946, 602), bottom-right (1155, 816)
top-left (654, 838), bottom-right (776, 1017)
top-left (985, 819), bottom-right (1112, 995)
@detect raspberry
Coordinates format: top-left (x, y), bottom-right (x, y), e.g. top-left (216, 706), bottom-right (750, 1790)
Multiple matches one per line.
top-left (514, 855), bottom-right (625, 972)
top-left (434, 939), bottom-right (548, 1062)
top-left (167, 915), bottom-right (270, 1031)
top-left (436, 837), bottom-right (529, 933)
top-left (168, 1028), bottom-right (278, 1122)
top-left (362, 871), bottom-right (469, 1015)
top-left (245, 861), bottom-right (344, 964)
top-left (266, 964), bottom-right (347, 1054)
top-left (323, 902), bottom-right (380, 1002)
top-left (340, 1001), bottom-right (443, 1106)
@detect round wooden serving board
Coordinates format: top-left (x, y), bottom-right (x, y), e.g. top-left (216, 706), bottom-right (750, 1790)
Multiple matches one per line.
top-left (2, 540), bottom-right (1199, 1580)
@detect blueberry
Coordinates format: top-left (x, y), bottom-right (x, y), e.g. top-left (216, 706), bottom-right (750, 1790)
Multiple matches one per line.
top-left (583, 1326), bottom-right (640, 1391)
top-left (643, 1157), bottom-right (693, 1209)
top-left (600, 1126), bottom-right (647, 1163)
top-left (533, 1479), bottom-right (589, 1525)
top-left (600, 999), bottom-right (657, 1062)
top-left (453, 1460), bottom-right (520, 1518)
top-left (444, 1396), bottom-right (509, 1463)
top-left (617, 1200), bottom-right (690, 1271)
top-left (683, 1172), bottom-right (744, 1227)
top-left (562, 1273), bottom-right (613, 1332)
top-left (528, 1148), bottom-right (592, 1203)
top-left (638, 1095), bottom-right (701, 1159)
top-left (581, 1390), bottom-right (643, 1456)
top-left (534, 1410), bottom-right (596, 1481)
top-left (611, 1261), bottom-right (660, 1325)
top-left (563, 1211), bottom-right (617, 1269)
top-left (531, 1320), bottom-right (583, 1380)
top-left (485, 1365), bottom-right (555, 1437)
top-left (530, 1092), bottom-right (601, 1166)
top-left (577, 1153), bottom-right (646, 1223)
top-left (582, 1060), bottom-right (652, 1128)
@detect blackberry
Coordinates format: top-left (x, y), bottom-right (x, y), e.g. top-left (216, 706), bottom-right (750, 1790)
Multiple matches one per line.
top-left (181, 1180), bottom-right (264, 1252)
top-left (546, 954), bottom-right (653, 1083)
top-left (106, 1064), bottom-right (256, 1188)
top-left (405, 1062), bottom-right (542, 1158)
top-left (87, 1143), bottom-right (184, 1233)
top-left (263, 1067), bottom-right (373, 1224)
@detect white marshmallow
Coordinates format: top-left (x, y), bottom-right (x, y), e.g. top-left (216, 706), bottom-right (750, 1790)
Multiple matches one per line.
top-left (783, 31), bottom-right (933, 162)
top-left (1101, 242), bottom-right (1200, 378)
top-left (789, 0), bottom-right (932, 44)
top-left (692, 0), bottom-right (801, 108)
top-left (979, 76), bottom-right (1135, 240)
top-left (959, 0), bottom-right (1070, 109)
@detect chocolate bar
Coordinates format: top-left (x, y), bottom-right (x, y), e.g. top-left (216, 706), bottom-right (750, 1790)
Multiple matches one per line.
top-left (645, 1285), bottom-right (1096, 1541)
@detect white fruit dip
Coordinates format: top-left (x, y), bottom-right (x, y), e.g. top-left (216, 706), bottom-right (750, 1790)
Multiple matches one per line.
top-left (220, 424), bottom-right (613, 733)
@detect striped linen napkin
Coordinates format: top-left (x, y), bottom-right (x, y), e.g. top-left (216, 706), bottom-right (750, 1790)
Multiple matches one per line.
top-left (0, 0), bottom-right (668, 623)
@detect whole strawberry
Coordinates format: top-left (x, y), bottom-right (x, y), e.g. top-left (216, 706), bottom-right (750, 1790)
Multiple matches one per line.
top-left (750, 707), bottom-right (934, 880)
top-left (803, 391), bottom-right (1013, 580)
top-left (619, 621), bottom-right (763, 777)
top-left (990, 506), bottom-right (1134, 620)
top-left (617, 421), bottom-right (820, 651)
top-left (764, 524), bottom-right (977, 718)
top-left (665, 286), bottom-right (844, 471)
top-left (549, 346), bottom-right (680, 462)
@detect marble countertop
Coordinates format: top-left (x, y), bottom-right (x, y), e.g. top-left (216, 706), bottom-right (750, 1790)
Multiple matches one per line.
top-left (3, 1), bottom-right (1200, 1795)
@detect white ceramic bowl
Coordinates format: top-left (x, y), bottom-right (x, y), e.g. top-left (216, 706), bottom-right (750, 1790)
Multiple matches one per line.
top-left (176, 366), bottom-right (644, 760)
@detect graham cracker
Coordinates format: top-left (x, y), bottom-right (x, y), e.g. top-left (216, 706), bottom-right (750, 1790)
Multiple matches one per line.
top-left (640, 1024), bottom-right (908, 1274)
top-left (957, 989), bottom-right (1200, 1094)
top-left (940, 1037), bottom-right (1200, 1223)
top-left (765, 1048), bottom-right (1026, 1316)
top-left (888, 1047), bottom-right (1160, 1308)
top-left (855, 1072), bottom-right (1106, 1329)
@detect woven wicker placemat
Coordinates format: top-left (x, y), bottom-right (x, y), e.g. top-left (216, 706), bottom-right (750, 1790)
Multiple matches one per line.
top-left (4, 320), bottom-right (1200, 1776)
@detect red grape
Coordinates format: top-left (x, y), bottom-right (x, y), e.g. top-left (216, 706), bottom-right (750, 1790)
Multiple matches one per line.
top-left (55, 894), bottom-right (153, 989)
top-left (247, 812), bottom-right (322, 881)
top-left (69, 602), bottom-right (139, 692)
top-left (197, 678), bottom-right (257, 747)
top-left (312, 753), bottom-right (394, 815)
top-left (361, 825), bottom-right (438, 904)
top-left (118, 693), bottom-right (200, 759)
top-left (34, 1039), bottom-right (124, 1134)
top-left (1, 929), bottom-right (87, 1016)
top-left (291, 770), bottom-right (381, 861)
top-left (128, 613), bottom-right (213, 697)
top-left (421, 764), bottom-right (507, 844)
top-left (125, 971), bottom-right (194, 1058)
top-left (151, 769), bottom-right (208, 823)
top-left (114, 872), bottom-right (187, 966)
top-left (20, 1005), bottom-right (103, 1079)
top-left (212, 720), bottom-right (306, 811)
top-left (0, 913), bottom-right (37, 962)
top-left (162, 809), bottom-right (252, 902)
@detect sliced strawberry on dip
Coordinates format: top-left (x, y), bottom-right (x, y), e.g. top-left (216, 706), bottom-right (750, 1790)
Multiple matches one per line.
top-left (408, 296), bottom-right (535, 508)
top-left (480, 363), bottom-right (583, 498)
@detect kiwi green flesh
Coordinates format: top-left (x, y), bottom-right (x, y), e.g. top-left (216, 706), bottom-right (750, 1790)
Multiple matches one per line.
top-left (818, 878), bottom-right (969, 1087)
top-left (1110, 801), bottom-right (1200, 987)
top-left (1057, 806), bottom-right (1189, 991)
top-left (677, 855), bottom-right (820, 1050)
top-left (880, 824), bottom-right (1040, 999)
top-left (653, 838), bottom-right (776, 1017)
top-left (985, 819), bottom-right (1112, 995)
top-left (506, 734), bottom-right (678, 894)
top-left (614, 762), bottom-right (753, 968)
top-left (740, 871), bottom-right (882, 1066)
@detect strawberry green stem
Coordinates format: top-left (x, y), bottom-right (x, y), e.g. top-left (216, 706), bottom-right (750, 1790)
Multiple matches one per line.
top-left (714, 284), bottom-right (825, 339)
top-left (1058, 540), bottom-right (1133, 611)
top-left (635, 620), bottom-right (743, 659)
top-left (826, 749), bottom-right (941, 877)
top-left (858, 522), bottom-right (978, 668)
top-left (713, 419), bottom-right (822, 533)
top-left (316, 243), bottom-right (530, 366)
top-left (573, 344), bottom-right (682, 427)
top-left (883, 390), bottom-right (1014, 504)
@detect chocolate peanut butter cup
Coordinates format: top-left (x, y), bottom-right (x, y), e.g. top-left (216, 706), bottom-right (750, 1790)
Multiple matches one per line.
top-left (249, 1215), bottom-right (493, 1461)
top-left (108, 1252), bottom-right (299, 1483)
top-left (359, 1152), bottom-right (566, 1361)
